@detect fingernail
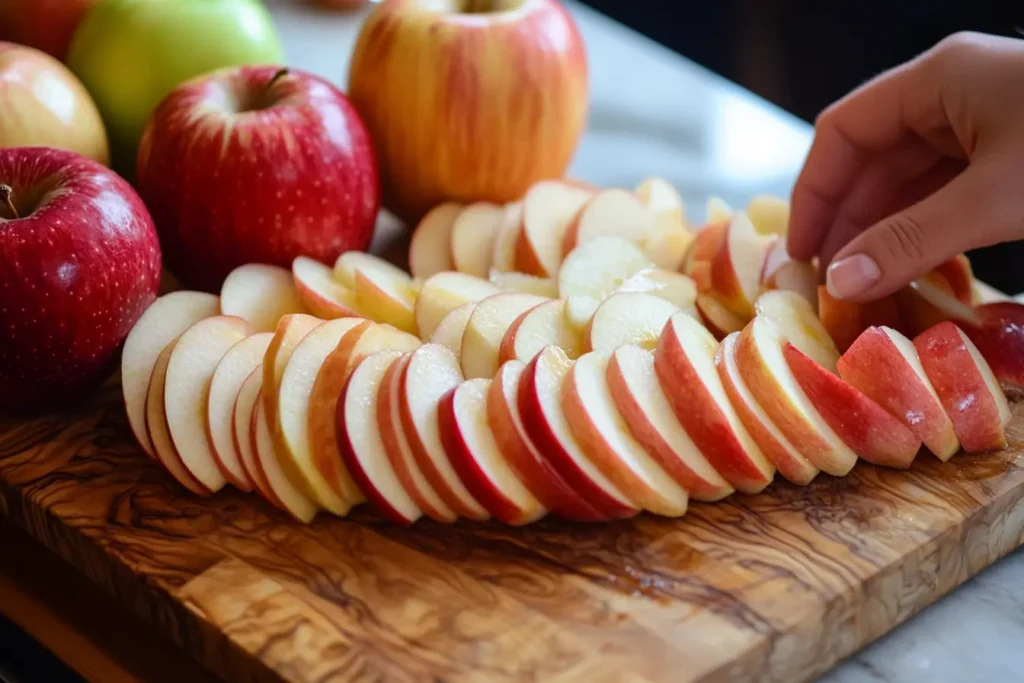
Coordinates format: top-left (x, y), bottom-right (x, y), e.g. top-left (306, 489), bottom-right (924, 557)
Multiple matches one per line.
top-left (827, 254), bottom-right (880, 299)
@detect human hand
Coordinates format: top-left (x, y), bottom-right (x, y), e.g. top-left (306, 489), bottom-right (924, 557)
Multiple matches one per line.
top-left (787, 32), bottom-right (1024, 302)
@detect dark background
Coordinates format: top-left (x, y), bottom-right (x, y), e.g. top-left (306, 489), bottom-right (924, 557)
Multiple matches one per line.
top-left (581, 0), bottom-right (1024, 294)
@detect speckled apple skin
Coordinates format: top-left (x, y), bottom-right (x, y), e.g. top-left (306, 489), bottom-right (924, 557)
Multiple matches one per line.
top-left (136, 65), bottom-right (380, 293)
top-left (0, 146), bottom-right (161, 412)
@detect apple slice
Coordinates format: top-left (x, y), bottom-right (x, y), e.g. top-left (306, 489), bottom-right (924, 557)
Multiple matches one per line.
top-left (516, 180), bottom-right (593, 277)
top-left (564, 295), bottom-right (599, 332)
top-left (398, 343), bottom-right (489, 520)
top-left (914, 321), bottom-right (1010, 453)
top-left (818, 286), bottom-right (902, 353)
top-left (207, 332), bottom-right (273, 491)
top-left (430, 302), bottom-right (477, 356)
top-left (706, 196), bottom-right (732, 223)
top-left (164, 315), bottom-right (253, 492)
top-left (710, 211), bottom-right (772, 319)
top-left (733, 316), bottom-right (858, 476)
top-left (654, 312), bottom-right (776, 492)
top-left (935, 254), bottom-right (975, 304)
top-left (460, 293), bottom-right (548, 379)
top-left (561, 188), bottom-right (655, 255)
top-left (490, 201), bottom-right (523, 273)
top-left (897, 275), bottom-right (982, 336)
top-left (145, 340), bottom-right (210, 495)
top-left (488, 361), bottom-right (603, 520)
top-left (683, 221), bottom-right (727, 292)
top-left (450, 201), bottom-right (504, 277)
top-left (557, 236), bottom-right (653, 301)
top-left (783, 340), bottom-right (922, 469)
top-left (617, 269), bottom-right (698, 312)
top-left (964, 302), bottom-right (1024, 398)
top-left (500, 298), bottom-right (586, 365)
top-left (122, 291), bottom-right (220, 459)
top-left (292, 256), bottom-right (362, 319)
top-left (409, 202), bottom-right (462, 279)
top-left (414, 271), bottom-right (499, 339)
top-left (234, 367), bottom-right (282, 508)
top-left (489, 270), bottom-right (559, 298)
top-left (439, 378), bottom-right (547, 525)
top-left (643, 221), bottom-right (694, 271)
top-left (263, 313), bottom-right (323, 420)
top-left (838, 326), bottom-right (960, 460)
top-left (378, 352), bottom-right (456, 522)
top-left (518, 346), bottom-right (639, 519)
top-left (221, 264), bottom-right (307, 333)
top-left (635, 176), bottom-right (685, 226)
top-left (251, 390), bottom-right (318, 524)
top-left (563, 352), bottom-right (689, 516)
top-left (696, 293), bottom-right (746, 340)
top-left (755, 290), bottom-right (840, 373)
top-left (746, 195), bottom-right (789, 235)
top-left (337, 350), bottom-right (422, 526)
top-left (587, 292), bottom-right (679, 354)
top-left (276, 317), bottom-right (368, 516)
top-left (308, 321), bottom-right (422, 507)
top-left (715, 334), bottom-right (819, 485)
top-left (606, 345), bottom-right (735, 500)
top-left (333, 251), bottom-right (417, 333)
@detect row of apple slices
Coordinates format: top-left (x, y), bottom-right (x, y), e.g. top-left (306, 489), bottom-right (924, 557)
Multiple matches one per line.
top-left (121, 282), bottom-right (1012, 527)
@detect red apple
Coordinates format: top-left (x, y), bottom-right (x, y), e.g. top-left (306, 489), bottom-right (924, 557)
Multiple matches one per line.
top-left (0, 0), bottom-right (98, 61)
top-left (961, 302), bottom-right (1024, 399)
top-left (137, 65), bottom-right (379, 292)
top-left (348, 0), bottom-right (588, 223)
top-left (0, 43), bottom-right (109, 165)
top-left (0, 147), bottom-right (160, 412)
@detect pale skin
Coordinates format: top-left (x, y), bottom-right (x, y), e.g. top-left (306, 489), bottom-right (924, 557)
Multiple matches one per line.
top-left (787, 32), bottom-right (1024, 302)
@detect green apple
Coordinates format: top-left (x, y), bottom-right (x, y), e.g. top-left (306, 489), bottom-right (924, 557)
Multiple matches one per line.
top-left (67, 0), bottom-right (285, 175)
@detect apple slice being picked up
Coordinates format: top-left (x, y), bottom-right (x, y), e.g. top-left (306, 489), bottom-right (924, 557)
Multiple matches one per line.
top-left (207, 332), bottom-right (273, 491)
top-left (439, 378), bottom-right (547, 525)
top-left (334, 251), bottom-right (417, 333)
top-left (252, 389), bottom-right (319, 524)
top-left (587, 292), bottom-right (680, 354)
top-left (398, 343), bottom-right (489, 520)
top-left (838, 326), bottom-right (960, 461)
top-left (516, 180), bottom-right (594, 277)
top-left (914, 321), bottom-right (1010, 453)
top-left (292, 256), bottom-right (362, 319)
top-left (461, 293), bottom-right (548, 379)
top-left (162, 315), bottom-right (253, 493)
top-left (450, 201), bottom-right (504, 277)
top-left (655, 312), bottom-right (776, 492)
top-left (414, 271), bottom-right (499, 339)
top-left (607, 345), bottom-right (735, 500)
top-left (715, 333), bottom-right (819, 485)
top-left (221, 264), bottom-right (307, 333)
top-left (337, 350), bottom-right (422, 526)
top-left (557, 236), bottom-right (653, 301)
top-left (409, 202), bottom-right (462, 279)
top-left (122, 290), bottom-right (220, 459)
top-left (518, 346), bottom-right (639, 519)
top-left (561, 188), bottom-right (655, 255)
top-left (783, 337), bottom-right (922, 469)
top-left (488, 361), bottom-right (603, 520)
top-left (500, 298), bottom-right (586, 365)
top-left (563, 352), bottom-right (689, 516)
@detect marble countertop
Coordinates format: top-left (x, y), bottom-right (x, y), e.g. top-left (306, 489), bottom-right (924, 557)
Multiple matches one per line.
top-left (267, 2), bottom-right (1024, 681)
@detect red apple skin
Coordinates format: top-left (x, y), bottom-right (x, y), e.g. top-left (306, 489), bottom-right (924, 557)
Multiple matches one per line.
top-left (934, 254), bottom-right (974, 304)
top-left (487, 361), bottom-right (604, 521)
top-left (783, 341), bottom-right (922, 469)
top-left (517, 350), bottom-right (638, 520)
top-left (914, 322), bottom-right (1009, 453)
top-left (818, 286), bottom-right (902, 353)
top-left (347, 0), bottom-right (588, 223)
top-left (838, 327), bottom-right (961, 461)
top-left (137, 65), bottom-right (380, 292)
top-left (0, 0), bottom-right (98, 61)
top-left (0, 147), bottom-right (161, 412)
top-left (963, 302), bottom-right (1024, 400)
top-left (0, 43), bottom-right (109, 165)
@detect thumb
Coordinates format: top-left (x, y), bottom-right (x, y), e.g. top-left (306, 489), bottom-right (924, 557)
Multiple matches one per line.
top-left (825, 161), bottom-right (1016, 302)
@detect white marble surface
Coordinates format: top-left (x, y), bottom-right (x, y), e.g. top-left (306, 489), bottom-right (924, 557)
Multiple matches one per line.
top-left (266, 2), bottom-right (1024, 681)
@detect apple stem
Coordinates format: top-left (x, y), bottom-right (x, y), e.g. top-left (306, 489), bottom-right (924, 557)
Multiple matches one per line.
top-left (253, 68), bottom-right (289, 110)
top-left (0, 185), bottom-right (17, 219)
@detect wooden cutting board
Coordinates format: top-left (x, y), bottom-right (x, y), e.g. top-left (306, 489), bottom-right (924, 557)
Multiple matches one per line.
top-left (2, 380), bottom-right (1024, 683)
